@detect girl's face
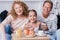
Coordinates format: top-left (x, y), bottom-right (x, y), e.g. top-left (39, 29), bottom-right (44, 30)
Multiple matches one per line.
top-left (28, 11), bottom-right (37, 23)
top-left (14, 4), bottom-right (23, 16)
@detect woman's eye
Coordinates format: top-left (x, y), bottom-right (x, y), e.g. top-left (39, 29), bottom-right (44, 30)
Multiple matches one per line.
top-left (15, 7), bottom-right (18, 9)
top-left (19, 6), bottom-right (22, 8)
top-left (16, 8), bottom-right (18, 9)
top-left (30, 15), bottom-right (32, 17)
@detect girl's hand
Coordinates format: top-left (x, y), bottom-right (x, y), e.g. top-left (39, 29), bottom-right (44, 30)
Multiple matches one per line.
top-left (24, 24), bottom-right (29, 30)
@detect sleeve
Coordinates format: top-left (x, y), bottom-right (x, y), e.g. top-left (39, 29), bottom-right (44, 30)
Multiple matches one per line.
top-left (1, 15), bottom-right (13, 26)
top-left (45, 15), bottom-right (57, 35)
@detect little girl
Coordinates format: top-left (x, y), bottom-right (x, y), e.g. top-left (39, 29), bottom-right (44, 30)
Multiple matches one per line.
top-left (24, 9), bottom-right (41, 36)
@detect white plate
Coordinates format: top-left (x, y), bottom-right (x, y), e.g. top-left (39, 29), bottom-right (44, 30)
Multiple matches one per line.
top-left (35, 33), bottom-right (47, 37)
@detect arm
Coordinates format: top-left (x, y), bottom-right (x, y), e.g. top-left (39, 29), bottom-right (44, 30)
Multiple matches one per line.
top-left (0, 24), bottom-right (6, 40)
top-left (24, 24), bottom-right (29, 30)
top-left (46, 16), bottom-right (57, 35)
top-left (0, 15), bottom-right (13, 40)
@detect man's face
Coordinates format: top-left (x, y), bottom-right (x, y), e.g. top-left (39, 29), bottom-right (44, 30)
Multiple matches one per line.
top-left (43, 2), bottom-right (52, 15)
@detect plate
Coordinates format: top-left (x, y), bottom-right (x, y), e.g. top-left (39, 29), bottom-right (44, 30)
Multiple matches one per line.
top-left (35, 33), bottom-right (47, 37)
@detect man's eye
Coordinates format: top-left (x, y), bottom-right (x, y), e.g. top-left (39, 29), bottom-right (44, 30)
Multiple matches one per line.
top-left (19, 7), bottom-right (21, 8)
top-left (19, 6), bottom-right (22, 8)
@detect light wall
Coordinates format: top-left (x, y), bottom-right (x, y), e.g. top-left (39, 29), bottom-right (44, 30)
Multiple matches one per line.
top-left (0, 0), bottom-right (60, 15)
top-left (0, 1), bottom-right (44, 18)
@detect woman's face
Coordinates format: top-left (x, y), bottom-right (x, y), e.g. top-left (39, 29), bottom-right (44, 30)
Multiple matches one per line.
top-left (14, 4), bottom-right (23, 16)
top-left (28, 11), bottom-right (37, 23)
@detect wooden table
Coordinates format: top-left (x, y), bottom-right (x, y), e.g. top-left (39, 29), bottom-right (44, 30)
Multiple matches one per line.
top-left (12, 34), bottom-right (50, 40)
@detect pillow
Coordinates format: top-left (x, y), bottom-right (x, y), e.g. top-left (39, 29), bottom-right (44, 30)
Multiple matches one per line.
top-left (0, 10), bottom-right (8, 22)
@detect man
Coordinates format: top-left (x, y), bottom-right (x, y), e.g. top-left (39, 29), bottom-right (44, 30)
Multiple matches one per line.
top-left (38, 0), bottom-right (57, 40)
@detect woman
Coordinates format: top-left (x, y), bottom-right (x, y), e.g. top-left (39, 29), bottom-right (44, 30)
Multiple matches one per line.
top-left (0, 1), bottom-right (29, 40)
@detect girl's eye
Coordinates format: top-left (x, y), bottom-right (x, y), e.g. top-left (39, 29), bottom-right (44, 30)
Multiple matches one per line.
top-left (29, 15), bottom-right (36, 17)
top-left (34, 15), bottom-right (36, 16)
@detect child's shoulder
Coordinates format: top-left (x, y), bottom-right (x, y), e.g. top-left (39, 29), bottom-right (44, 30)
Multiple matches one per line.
top-left (25, 23), bottom-right (30, 26)
top-left (36, 20), bottom-right (41, 25)
top-left (37, 20), bottom-right (41, 23)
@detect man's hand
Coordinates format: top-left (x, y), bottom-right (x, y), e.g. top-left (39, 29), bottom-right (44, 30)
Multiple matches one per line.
top-left (41, 23), bottom-right (48, 31)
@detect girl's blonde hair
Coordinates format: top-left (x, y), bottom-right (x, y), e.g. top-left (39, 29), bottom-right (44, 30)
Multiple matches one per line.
top-left (9, 1), bottom-right (28, 19)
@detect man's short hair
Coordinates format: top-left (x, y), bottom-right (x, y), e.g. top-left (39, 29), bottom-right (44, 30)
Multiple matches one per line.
top-left (43, 0), bottom-right (53, 9)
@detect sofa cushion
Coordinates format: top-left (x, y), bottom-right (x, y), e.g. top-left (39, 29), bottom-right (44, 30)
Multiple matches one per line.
top-left (57, 15), bottom-right (60, 29)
